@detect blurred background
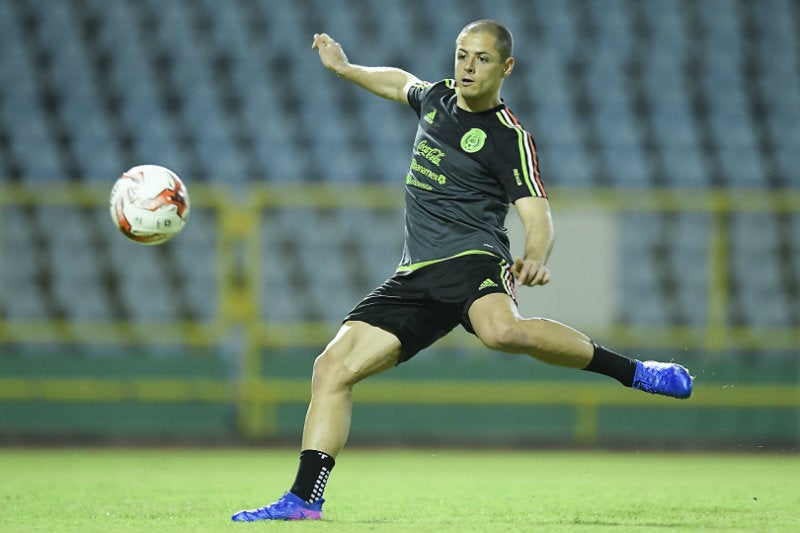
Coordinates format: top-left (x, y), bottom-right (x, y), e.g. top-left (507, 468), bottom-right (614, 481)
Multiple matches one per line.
top-left (0, 0), bottom-right (797, 449)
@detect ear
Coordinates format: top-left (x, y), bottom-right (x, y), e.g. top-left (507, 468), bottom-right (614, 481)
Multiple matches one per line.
top-left (502, 57), bottom-right (515, 77)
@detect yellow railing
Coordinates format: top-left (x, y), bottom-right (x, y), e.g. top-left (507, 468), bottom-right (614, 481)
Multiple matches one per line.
top-left (0, 376), bottom-right (798, 443)
top-left (1, 184), bottom-right (798, 439)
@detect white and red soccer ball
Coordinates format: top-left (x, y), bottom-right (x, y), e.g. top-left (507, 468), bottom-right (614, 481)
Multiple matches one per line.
top-left (109, 165), bottom-right (190, 245)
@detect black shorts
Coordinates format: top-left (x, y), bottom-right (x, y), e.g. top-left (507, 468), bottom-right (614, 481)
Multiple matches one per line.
top-left (344, 254), bottom-right (517, 363)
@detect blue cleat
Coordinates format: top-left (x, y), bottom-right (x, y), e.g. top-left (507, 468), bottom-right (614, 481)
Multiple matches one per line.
top-left (633, 361), bottom-right (693, 399)
top-left (231, 491), bottom-right (323, 522)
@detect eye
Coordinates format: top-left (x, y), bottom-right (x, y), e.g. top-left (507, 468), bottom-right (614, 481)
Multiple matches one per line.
top-left (478, 56), bottom-right (488, 63)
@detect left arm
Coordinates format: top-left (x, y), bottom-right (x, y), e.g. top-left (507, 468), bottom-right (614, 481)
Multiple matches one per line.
top-left (311, 33), bottom-right (420, 104)
top-left (511, 196), bottom-right (554, 287)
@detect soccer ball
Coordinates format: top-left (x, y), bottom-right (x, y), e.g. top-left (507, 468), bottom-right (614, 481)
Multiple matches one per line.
top-left (109, 165), bottom-right (190, 245)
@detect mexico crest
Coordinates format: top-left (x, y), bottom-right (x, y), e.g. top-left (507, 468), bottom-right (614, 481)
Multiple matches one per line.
top-left (460, 128), bottom-right (487, 153)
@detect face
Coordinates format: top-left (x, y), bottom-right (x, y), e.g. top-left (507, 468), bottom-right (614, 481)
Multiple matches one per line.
top-left (454, 31), bottom-right (514, 111)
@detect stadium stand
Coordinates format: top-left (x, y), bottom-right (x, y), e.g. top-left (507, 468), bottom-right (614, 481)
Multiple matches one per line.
top-left (0, 0), bottom-right (798, 341)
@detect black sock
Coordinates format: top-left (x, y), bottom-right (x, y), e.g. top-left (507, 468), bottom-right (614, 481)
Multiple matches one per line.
top-left (290, 450), bottom-right (335, 504)
top-left (583, 342), bottom-right (638, 387)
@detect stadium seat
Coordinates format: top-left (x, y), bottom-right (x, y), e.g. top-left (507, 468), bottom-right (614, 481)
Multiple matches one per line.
top-left (537, 142), bottom-right (593, 187)
top-left (1, 282), bottom-right (50, 320)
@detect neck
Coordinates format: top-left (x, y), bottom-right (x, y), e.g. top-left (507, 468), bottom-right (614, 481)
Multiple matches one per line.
top-left (456, 92), bottom-right (502, 113)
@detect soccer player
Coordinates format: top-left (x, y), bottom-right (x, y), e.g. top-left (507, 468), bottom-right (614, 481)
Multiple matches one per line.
top-left (232, 20), bottom-right (692, 522)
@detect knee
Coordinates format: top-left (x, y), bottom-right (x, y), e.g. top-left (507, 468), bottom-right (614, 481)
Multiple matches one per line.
top-left (478, 319), bottom-right (528, 352)
top-left (311, 348), bottom-right (356, 391)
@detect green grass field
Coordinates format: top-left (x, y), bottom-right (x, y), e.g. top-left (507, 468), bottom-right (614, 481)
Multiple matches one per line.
top-left (1, 448), bottom-right (798, 533)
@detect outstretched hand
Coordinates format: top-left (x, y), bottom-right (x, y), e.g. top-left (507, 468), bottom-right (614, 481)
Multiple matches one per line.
top-left (511, 257), bottom-right (551, 287)
top-left (312, 33), bottom-right (349, 74)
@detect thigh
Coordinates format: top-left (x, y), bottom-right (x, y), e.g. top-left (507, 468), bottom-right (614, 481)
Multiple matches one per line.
top-left (345, 277), bottom-right (462, 362)
top-left (466, 292), bottom-right (521, 342)
top-left (425, 254), bottom-right (517, 334)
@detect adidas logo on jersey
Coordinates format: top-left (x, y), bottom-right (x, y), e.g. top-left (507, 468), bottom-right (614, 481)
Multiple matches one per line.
top-left (424, 110), bottom-right (436, 124)
top-left (478, 278), bottom-right (498, 290)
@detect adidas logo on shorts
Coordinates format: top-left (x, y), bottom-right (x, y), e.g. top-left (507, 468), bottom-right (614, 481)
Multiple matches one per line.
top-left (478, 278), bottom-right (498, 290)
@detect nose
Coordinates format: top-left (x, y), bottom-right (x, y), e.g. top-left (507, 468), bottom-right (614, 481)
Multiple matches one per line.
top-left (463, 58), bottom-right (475, 74)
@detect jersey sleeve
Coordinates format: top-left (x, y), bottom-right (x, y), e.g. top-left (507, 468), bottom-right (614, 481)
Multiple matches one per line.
top-left (407, 79), bottom-right (457, 117)
top-left (493, 108), bottom-right (547, 202)
top-left (406, 81), bottom-right (432, 116)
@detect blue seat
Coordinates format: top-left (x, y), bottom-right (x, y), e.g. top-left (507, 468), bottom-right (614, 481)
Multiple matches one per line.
top-left (53, 277), bottom-right (110, 321)
top-left (539, 142), bottom-right (593, 187)
top-left (600, 143), bottom-right (650, 187)
top-left (261, 283), bottom-right (304, 322)
top-left (592, 103), bottom-right (639, 146)
top-left (716, 146), bottom-right (767, 188)
top-left (708, 106), bottom-right (758, 149)
top-left (12, 139), bottom-right (62, 183)
top-left (169, 230), bottom-right (218, 321)
top-left (536, 0), bottom-right (578, 55)
top-left (59, 97), bottom-right (121, 181)
top-left (675, 213), bottom-right (712, 253)
top-left (658, 144), bottom-right (708, 187)
top-left (0, 49), bottom-right (37, 100)
top-left (774, 145), bottom-right (800, 185)
top-left (738, 284), bottom-right (791, 328)
top-left (193, 132), bottom-right (248, 183)
top-left (644, 59), bottom-right (690, 113)
top-left (650, 104), bottom-right (698, 147)
top-left (533, 102), bottom-right (581, 146)
top-left (767, 110), bottom-right (800, 147)
top-left (729, 213), bottom-right (779, 254)
top-left (624, 291), bottom-right (668, 326)
top-left (526, 57), bottom-right (572, 106)
top-left (1, 280), bottom-right (49, 320)
top-left (1, 238), bottom-right (38, 286)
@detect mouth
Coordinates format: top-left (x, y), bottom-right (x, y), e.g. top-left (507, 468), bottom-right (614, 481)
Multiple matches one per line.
top-left (460, 77), bottom-right (475, 87)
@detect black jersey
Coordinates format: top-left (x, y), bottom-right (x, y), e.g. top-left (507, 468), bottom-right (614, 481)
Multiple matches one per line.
top-left (398, 79), bottom-right (546, 271)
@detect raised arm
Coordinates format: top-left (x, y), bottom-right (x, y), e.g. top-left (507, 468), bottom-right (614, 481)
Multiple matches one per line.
top-left (312, 33), bottom-right (422, 105)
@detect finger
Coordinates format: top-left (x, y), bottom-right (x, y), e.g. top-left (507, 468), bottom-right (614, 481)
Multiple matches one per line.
top-left (523, 270), bottom-right (537, 286)
top-left (513, 260), bottom-right (527, 281)
top-left (520, 264), bottom-right (536, 286)
top-left (531, 267), bottom-right (550, 286)
top-left (312, 33), bottom-right (331, 49)
top-left (535, 270), bottom-right (550, 286)
top-left (510, 258), bottom-right (523, 278)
